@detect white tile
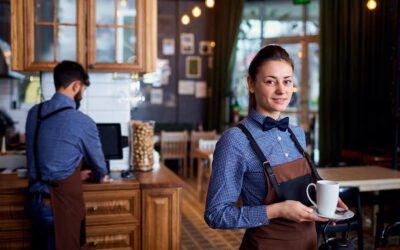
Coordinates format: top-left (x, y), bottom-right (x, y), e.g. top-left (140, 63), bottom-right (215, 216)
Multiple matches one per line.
top-left (87, 96), bottom-right (130, 111)
top-left (87, 110), bottom-right (130, 124)
top-left (87, 82), bottom-right (130, 97)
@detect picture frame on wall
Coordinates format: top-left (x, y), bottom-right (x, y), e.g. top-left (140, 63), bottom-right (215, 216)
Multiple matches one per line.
top-left (185, 56), bottom-right (201, 78)
top-left (180, 33), bottom-right (195, 54)
top-left (162, 38), bottom-right (175, 55)
top-left (199, 41), bottom-right (212, 55)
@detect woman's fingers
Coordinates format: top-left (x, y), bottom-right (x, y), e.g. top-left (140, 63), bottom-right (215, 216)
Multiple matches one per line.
top-left (337, 197), bottom-right (349, 209)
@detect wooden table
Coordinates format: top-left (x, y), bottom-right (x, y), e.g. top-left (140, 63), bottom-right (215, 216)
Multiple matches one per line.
top-left (318, 166), bottom-right (400, 192)
top-left (193, 148), bottom-right (214, 196)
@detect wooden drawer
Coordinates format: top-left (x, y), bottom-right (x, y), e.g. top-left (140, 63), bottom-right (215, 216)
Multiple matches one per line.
top-left (86, 224), bottom-right (140, 250)
top-left (0, 195), bottom-right (30, 231)
top-left (0, 230), bottom-right (31, 250)
top-left (84, 190), bottom-right (140, 226)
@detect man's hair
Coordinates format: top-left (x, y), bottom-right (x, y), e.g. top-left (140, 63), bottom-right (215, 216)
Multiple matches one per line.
top-left (53, 61), bottom-right (90, 90)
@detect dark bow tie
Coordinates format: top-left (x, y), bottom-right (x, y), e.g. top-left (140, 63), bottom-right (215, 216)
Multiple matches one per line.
top-left (263, 117), bottom-right (289, 131)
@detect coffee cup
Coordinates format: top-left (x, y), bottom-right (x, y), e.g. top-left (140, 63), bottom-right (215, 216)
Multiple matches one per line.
top-left (16, 168), bottom-right (27, 178)
top-left (306, 180), bottom-right (339, 216)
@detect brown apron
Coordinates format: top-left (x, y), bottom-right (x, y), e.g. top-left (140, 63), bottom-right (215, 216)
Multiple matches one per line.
top-left (236, 124), bottom-right (322, 250)
top-left (31, 103), bottom-right (86, 249)
top-left (50, 165), bottom-right (86, 250)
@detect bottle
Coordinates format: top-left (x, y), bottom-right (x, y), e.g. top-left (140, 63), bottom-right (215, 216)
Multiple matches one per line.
top-left (232, 99), bottom-right (241, 123)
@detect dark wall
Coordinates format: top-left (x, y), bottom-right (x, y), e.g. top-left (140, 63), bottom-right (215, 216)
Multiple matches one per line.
top-left (131, 0), bottom-right (215, 129)
top-left (0, 1), bottom-right (10, 43)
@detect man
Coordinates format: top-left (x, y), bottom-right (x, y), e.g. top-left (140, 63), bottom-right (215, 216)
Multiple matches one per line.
top-left (26, 61), bottom-right (108, 250)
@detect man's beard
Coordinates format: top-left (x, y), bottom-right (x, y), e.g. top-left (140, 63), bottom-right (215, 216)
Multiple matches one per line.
top-left (74, 92), bottom-right (82, 110)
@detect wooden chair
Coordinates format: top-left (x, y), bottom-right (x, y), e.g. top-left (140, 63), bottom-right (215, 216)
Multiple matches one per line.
top-left (160, 131), bottom-right (189, 177)
top-left (189, 130), bottom-right (218, 177)
top-left (198, 139), bottom-right (218, 201)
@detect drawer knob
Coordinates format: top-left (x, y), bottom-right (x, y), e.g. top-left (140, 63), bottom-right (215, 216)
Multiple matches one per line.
top-left (90, 241), bottom-right (97, 247)
top-left (91, 206), bottom-right (98, 212)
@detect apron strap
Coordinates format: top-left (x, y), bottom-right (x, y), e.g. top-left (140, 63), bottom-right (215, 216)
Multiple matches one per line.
top-left (287, 127), bottom-right (322, 180)
top-left (236, 124), bottom-right (285, 201)
top-left (31, 103), bottom-right (74, 187)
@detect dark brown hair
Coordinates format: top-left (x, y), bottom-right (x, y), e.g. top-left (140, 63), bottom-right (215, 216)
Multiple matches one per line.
top-left (248, 45), bottom-right (294, 113)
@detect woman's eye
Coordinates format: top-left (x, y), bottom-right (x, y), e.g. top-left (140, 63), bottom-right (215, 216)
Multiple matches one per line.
top-left (265, 80), bottom-right (275, 85)
top-left (284, 80), bottom-right (293, 85)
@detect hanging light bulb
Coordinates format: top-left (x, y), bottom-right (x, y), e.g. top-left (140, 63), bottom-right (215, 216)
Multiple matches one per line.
top-left (366, 0), bottom-right (377, 10)
top-left (205, 0), bottom-right (215, 8)
top-left (192, 6), bottom-right (202, 18)
top-left (181, 14), bottom-right (190, 25)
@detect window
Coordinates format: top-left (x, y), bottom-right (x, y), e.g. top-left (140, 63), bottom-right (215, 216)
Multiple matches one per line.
top-left (232, 0), bottom-right (320, 161)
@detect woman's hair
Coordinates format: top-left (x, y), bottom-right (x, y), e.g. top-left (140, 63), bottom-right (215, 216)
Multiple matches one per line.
top-left (248, 45), bottom-right (294, 113)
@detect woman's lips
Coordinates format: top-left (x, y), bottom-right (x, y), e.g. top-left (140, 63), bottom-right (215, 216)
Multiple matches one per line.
top-left (272, 98), bottom-right (287, 104)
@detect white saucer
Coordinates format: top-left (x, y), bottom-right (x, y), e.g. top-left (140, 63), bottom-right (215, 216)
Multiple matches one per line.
top-left (311, 206), bottom-right (354, 221)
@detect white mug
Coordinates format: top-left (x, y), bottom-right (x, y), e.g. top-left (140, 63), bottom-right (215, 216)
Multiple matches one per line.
top-left (16, 168), bottom-right (27, 178)
top-left (306, 180), bottom-right (339, 216)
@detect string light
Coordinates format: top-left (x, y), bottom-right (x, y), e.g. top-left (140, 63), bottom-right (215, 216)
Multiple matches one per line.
top-left (205, 0), bottom-right (215, 8)
top-left (192, 6), bottom-right (202, 18)
top-left (366, 0), bottom-right (377, 10)
top-left (181, 14), bottom-right (190, 25)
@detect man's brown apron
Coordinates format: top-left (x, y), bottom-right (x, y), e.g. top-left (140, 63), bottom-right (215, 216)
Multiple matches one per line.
top-left (236, 124), bottom-right (322, 250)
top-left (31, 103), bottom-right (86, 249)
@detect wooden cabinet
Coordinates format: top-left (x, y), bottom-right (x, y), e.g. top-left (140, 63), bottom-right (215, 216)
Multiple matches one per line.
top-left (11, 0), bottom-right (157, 72)
top-left (0, 165), bottom-right (183, 250)
top-left (142, 188), bottom-right (181, 250)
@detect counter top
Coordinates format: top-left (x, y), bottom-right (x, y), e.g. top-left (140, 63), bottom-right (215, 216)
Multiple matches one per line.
top-left (0, 164), bottom-right (183, 194)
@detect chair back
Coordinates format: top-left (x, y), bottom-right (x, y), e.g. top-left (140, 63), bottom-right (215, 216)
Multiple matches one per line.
top-left (190, 130), bottom-right (218, 153)
top-left (160, 131), bottom-right (188, 159)
top-left (198, 139), bottom-right (218, 151)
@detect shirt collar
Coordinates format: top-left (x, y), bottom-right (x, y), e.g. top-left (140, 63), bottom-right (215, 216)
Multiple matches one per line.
top-left (51, 92), bottom-right (76, 109)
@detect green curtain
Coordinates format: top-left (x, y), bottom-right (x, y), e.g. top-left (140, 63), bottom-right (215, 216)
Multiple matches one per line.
top-left (207, 0), bottom-right (244, 132)
top-left (319, 0), bottom-right (398, 165)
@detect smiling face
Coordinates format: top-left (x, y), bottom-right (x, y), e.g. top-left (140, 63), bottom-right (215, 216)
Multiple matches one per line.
top-left (248, 60), bottom-right (294, 119)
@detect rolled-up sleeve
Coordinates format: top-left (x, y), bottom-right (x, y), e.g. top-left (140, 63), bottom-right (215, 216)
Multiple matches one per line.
top-left (204, 129), bottom-right (268, 229)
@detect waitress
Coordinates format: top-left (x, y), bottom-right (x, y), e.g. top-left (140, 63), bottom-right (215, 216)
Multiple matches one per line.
top-left (204, 45), bottom-right (346, 249)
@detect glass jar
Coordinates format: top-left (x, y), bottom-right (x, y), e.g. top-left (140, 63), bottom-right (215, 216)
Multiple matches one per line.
top-left (130, 120), bottom-right (155, 171)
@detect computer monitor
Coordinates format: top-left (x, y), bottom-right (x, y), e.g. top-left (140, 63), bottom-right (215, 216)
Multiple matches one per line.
top-left (96, 123), bottom-right (123, 172)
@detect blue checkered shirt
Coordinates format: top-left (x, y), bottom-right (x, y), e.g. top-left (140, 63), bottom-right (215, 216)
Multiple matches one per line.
top-left (204, 109), bottom-right (306, 229)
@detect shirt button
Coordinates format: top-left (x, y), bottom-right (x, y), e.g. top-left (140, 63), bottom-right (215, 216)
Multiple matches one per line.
top-left (277, 136), bottom-right (282, 141)
top-left (285, 153), bottom-right (289, 157)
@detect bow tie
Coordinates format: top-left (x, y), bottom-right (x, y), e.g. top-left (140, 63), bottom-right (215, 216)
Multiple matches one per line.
top-left (263, 117), bottom-right (289, 131)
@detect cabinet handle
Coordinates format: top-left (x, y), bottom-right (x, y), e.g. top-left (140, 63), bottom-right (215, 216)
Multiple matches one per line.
top-left (91, 206), bottom-right (98, 212)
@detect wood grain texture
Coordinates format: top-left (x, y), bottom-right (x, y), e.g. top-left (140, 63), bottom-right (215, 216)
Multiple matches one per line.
top-left (10, 0), bottom-right (24, 71)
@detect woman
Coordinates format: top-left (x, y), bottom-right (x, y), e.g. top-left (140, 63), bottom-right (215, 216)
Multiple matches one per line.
top-left (204, 45), bottom-right (346, 249)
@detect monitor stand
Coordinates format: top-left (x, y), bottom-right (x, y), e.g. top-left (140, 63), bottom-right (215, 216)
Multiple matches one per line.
top-left (105, 160), bottom-right (111, 174)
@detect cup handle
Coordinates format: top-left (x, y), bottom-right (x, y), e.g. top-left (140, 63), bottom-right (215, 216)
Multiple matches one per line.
top-left (306, 183), bottom-right (318, 208)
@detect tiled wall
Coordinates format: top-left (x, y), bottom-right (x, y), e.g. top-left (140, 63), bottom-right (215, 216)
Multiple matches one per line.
top-left (41, 72), bottom-right (131, 171)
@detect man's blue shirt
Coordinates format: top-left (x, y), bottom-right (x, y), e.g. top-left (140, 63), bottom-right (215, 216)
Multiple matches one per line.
top-left (204, 109), bottom-right (307, 229)
top-left (26, 93), bottom-right (107, 193)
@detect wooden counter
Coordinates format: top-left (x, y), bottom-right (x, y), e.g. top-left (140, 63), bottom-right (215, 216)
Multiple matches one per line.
top-left (0, 164), bottom-right (183, 250)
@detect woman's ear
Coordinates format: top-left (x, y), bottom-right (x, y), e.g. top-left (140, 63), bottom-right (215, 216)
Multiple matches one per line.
top-left (247, 76), bottom-right (254, 94)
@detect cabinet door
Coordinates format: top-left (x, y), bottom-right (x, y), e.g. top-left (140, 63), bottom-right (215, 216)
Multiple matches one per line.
top-left (87, 0), bottom-right (156, 72)
top-left (142, 188), bottom-right (181, 250)
top-left (24, 0), bottom-right (86, 71)
top-left (86, 224), bottom-right (140, 250)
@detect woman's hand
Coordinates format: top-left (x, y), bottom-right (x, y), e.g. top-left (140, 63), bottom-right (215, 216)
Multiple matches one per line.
top-left (337, 197), bottom-right (348, 209)
top-left (267, 200), bottom-right (329, 223)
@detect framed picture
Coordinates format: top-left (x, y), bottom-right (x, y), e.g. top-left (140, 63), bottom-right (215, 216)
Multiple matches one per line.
top-left (185, 56), bottom-right (201, 78)
top-left (199, 41), bottom-right (212, 55)
top-left (180, 33), bottom-right (195, 55)
top-left (162, 38), bottom-right (175, 55)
